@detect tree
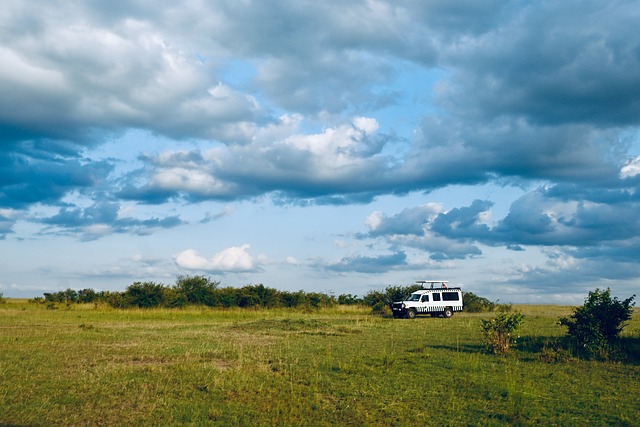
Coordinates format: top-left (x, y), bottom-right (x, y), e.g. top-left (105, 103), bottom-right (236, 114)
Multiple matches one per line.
top-left (125, 282), bottom-right (165, 308)
top-left (174, 275), bottom-right (219, 306)
top-left (559, 288), bottom-right (635, 359)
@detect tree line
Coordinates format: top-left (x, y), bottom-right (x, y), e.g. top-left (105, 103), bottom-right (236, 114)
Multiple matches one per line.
top-left (34, 275), bottom-right (498, 312)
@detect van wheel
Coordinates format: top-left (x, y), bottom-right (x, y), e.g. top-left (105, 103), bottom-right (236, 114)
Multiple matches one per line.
top-left (443, 307), bottom-right (453, 318)
top-left (407, 309), bottom-right (417, 319)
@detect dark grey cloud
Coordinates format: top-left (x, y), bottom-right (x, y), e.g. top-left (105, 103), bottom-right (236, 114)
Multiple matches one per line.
top-left (40, 200), bottom-right (182, 240)
top-left (431, 200), bottom-right (493, 239)
top-left (363, 181), bottom-right (640, 269)
top-left (406, 120), bottom-right (627, 188)
top-left (437, 0), bottom-right (640, 127)
top-left (0, 140), bottom-right (113, 209)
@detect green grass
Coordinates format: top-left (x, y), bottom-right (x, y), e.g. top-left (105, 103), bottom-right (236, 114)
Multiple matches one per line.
top-left (1, 301), bottom-right (638, 426)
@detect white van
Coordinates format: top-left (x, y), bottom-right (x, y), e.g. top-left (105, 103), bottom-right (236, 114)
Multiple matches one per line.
top-left (391, 281), bottom-right (463, 319)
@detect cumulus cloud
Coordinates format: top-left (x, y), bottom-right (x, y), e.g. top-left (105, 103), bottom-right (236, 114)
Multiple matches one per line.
top-left (174, 245), bottom-right (261, 273)
top-left (2, 0), bottom-right (640, 294)
top-left (119, 115), bottom-right (395, 204)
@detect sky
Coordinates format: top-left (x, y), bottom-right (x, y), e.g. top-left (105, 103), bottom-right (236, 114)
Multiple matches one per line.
top-left (1, 0), bottom-right (640, 303)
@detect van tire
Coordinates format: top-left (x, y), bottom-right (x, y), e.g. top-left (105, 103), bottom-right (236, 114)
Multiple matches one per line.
top-left (443, 307), bottom-right (453, 318)
top-left (407, 309), bottom-right (417, 319)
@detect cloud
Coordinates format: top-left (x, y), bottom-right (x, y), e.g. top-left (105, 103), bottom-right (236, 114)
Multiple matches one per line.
top-left (118, 116), bottom-right (396, 204)
top-left (365, 203), bottom-right (442, 237)
top-left (2, 0), bottom-right (640, 297)
top-left (0, 4), bottom-right (268, 145)
top-left (39, 201), bottom-right (183, 240)
top-left (620, 156), bottom-right (640, 179)
top-left (437, 0), bottom-right (640, 127)
top-left (0, 213), bottom-right (16, 239)
top-left (174, 245), bottom-right (261, 273)
top-left (362, 182), bottom-right (640, 267)
top-left (3, 0), bottom-right (639, 213)
top-left (0, 141), bottom-right (113, 209)
top-left (324, 251), bottom-right (408, 273)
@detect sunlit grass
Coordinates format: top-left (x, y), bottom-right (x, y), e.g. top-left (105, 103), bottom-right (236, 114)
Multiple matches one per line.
top-left (1, 301), bottom-right (638, 425)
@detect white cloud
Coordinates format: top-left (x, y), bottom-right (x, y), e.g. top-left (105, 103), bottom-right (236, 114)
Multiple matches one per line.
top-left (365, 211), bottom-right (384, 231)
top-left (620, 156), bottom-right (640, 178)
top-left (174, 244), bottom-right (258, 273)
top-left (285, 256), bottom-right (301, 265)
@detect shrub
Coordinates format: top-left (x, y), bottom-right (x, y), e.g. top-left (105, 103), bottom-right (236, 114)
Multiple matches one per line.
top-left (124, 282), bottom-right (165, 308)
top-left (480, 310), bottom-right (524, 354)
top-left (559, 288), bottom-right (635, 359)
top-left (337, 293), bottom-right (362, 305)
top-left (77, 289), bottom-right (97, 304)
top-left (175, 275), bottom-right (219, 306)
top-left (363, 284), bottom-right (422, 312)
top-left (161, 287), bottom-right (188, 308)
top-left (463, 292), bottom-right (496, 312)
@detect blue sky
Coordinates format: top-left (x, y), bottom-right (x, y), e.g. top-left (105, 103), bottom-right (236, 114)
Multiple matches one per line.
top-left (1, 0), bottom-right (640, 303)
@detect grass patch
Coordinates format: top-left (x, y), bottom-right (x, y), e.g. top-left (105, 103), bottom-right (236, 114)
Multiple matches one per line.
top-left (0, 302), bottom-right (638, 425)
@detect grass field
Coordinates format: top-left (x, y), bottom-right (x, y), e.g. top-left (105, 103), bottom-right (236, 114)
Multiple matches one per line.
top-left (1, 300), bottom-right (638, 426)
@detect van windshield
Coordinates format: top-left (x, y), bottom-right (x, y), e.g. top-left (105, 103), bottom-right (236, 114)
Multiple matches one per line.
top-left (407, 294), bottom-right (421, 301)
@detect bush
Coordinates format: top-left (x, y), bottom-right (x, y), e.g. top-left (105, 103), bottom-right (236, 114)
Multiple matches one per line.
top-left (77, 289), bottom-right (97, 304)
top-left (337, 293), bottom-right (362, 305)
top-left (161, 287), bottom-right (188, 308)
top-left (363, 284), bottom-right (422, 312)
top-left (559, 288), bottom-right (635, 359)
top-left (463, 292), bottom-right (496, 312)
top-left (480, 310), bottom-right (524, 354)
top-left (175, 275), bottom-right (219, 306)
top-left (124, 282), bottom-right (165, 308)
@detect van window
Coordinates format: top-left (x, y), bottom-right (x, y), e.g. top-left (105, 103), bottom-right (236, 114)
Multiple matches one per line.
top-left (443, 292), bottom-right (460, 301)
top-left (432, 293), bottom-right (441, 301)
top-left (421, 295), bottom-right (429, 302)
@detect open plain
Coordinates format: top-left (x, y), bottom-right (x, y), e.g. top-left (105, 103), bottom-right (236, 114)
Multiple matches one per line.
top-left (1, 301), bottom-right (638, 426)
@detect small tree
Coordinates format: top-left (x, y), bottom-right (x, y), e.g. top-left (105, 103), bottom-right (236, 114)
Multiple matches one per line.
top-left (175, 275), bottom-right (219, 306)
top-left (559, 288), bottom-right (635, 359)
top-left (480, 311), bottom-right (524, 354)
top-left (125, 281), bottom-right (165, 308)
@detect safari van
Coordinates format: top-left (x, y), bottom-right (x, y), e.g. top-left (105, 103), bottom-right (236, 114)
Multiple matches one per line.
top-left (391, 281), bottom-right (463, 319)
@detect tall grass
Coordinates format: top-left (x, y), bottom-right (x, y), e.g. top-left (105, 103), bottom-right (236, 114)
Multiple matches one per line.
top-left (1, 302), bottom-right (638, 425)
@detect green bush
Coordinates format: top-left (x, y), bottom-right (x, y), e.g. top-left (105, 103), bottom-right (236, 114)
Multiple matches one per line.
top-left (175, 275), bottom-right (219, 306)
top-left (337, 293), bottom-right (362, 305)
top-left (559, 288), bottom-right (635, 359)
top-left (463, 292), bottom-right (496, 312)
top-left (124, 282), bottom-right (165, 308)
top-left (480, 310), bottom-right (524, 354)
top-left (161, 287), bottom-right (188, 308)
top-left (363, 284), bottom-right (422, 312)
